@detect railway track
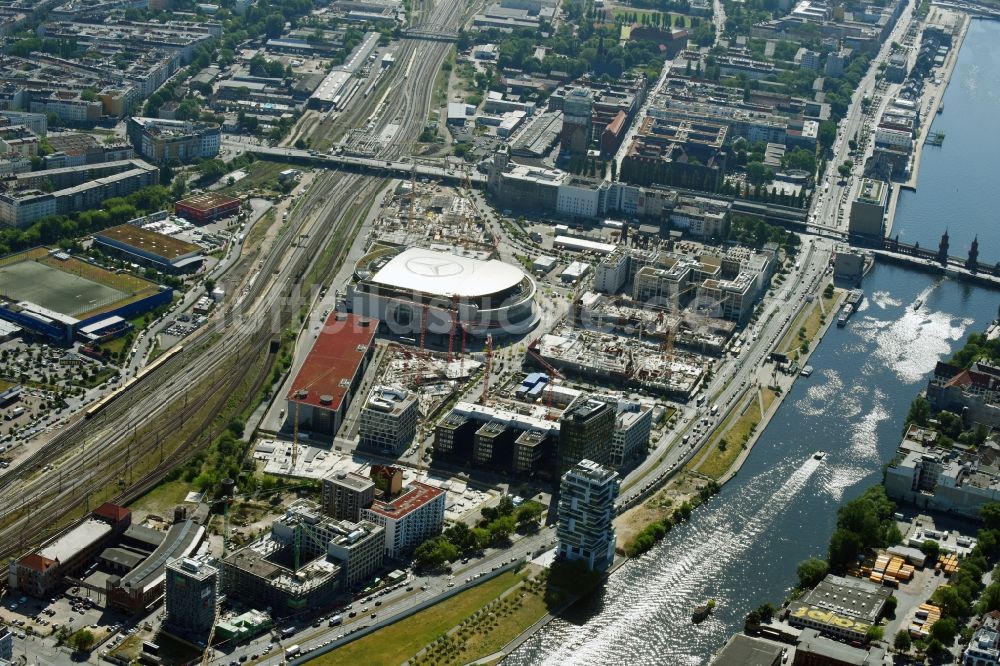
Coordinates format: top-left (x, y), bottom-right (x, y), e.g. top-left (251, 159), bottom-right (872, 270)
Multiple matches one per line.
top-left (0, 2), bottom-right (472, 562)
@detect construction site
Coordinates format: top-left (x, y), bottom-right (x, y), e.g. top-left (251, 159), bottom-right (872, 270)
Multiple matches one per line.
top-left (532, 326), bottom-right (707, 400)
top-left (367, 177), bottom-right (495, 255)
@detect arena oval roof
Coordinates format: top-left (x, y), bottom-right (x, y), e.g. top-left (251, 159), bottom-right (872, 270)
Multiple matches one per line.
top-left (369, 247), bottom-right (526, 298)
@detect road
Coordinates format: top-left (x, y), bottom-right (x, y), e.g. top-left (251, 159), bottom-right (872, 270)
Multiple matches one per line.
top-left (808, 0), bottom-right (916, 235)
top-left (206, 528), bottom-right (557, 665)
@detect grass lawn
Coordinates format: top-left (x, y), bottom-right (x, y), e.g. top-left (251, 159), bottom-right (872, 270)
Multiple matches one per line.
top-left (312, 570), bottom-right (529, 666)
top-left (413, 582), bottom-right (549, 666)
top-left (221, 161), bottom-right (295, 196)
top-left (761, 387), bottom-right (778, 413)
top-left (0, 378), bottom-right (13, 391)
top-left (778, 300), bottom-right (824, 358)
top-left (691, 394), bottom-right (762, 479)
top-left (129, 479), bottom-right (192, 515)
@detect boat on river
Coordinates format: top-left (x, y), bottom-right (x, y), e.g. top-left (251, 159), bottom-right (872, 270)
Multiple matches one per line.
top-left (692, 599), bottom-right (716, 623)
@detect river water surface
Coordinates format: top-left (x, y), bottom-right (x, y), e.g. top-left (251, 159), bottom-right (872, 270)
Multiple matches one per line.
top-left (505, 20), bottom-right (1000, 663)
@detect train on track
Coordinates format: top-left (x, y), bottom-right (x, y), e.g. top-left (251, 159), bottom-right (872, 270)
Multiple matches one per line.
top-left (84, 345), bottom-right (184, 419)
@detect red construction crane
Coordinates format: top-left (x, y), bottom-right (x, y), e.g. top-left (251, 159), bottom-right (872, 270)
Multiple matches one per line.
top-left (447, 295), bottom-right (459, 363)
top-left (480, 334), bottom-right (493, 404)
top-left (526, 345), bottom-right (564, 410)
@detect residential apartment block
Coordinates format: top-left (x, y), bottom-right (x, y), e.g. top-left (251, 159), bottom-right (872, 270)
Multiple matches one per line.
top-left (362, 482), bottom-right (446, 558)
top-left (557, 459), bottom-right (619, 572)
top-left (127, 117), bottom-right (221, 165)
top-left (321, 472), bottom-right (376, 522)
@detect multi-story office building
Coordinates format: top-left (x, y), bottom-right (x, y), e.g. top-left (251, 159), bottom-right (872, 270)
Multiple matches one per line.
top-left (0, 625), bottom-right (11, 661)
top-left (514, 429), bottom-right (552, 475)
top-left (561, 87), bottom-right (593, 156)
top-left (697, 271), bottom-right (758, 322)
top-left (848, 178), bottom-right (889, 238)
top-left (558, 397), bottom-right (615, 473)
top-left (321, 472), bottom-right (376, 522)
top-left (557, 459), bottom-right (619, 572)
top-left (610, 401), bottom-right (652, 469)
top-left (164, 558), bottom-right (218, 638)
top-left (325, 520), bottom-right (385, 589)
top-left (362, 482), bottom-right (446, 557)
top-left (359, 387), bottom-right (419, 454)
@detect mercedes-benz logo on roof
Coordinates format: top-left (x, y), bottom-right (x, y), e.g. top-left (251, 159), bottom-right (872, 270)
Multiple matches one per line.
top-left (405, 256), bottom-right (464, 278)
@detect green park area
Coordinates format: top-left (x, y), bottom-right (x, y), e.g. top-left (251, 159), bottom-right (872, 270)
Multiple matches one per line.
top-left (312, 569), bottom-right (531, 665)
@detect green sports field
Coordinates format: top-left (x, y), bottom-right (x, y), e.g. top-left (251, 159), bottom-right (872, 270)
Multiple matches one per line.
top-left (0, 259), bottom-right (129, 317)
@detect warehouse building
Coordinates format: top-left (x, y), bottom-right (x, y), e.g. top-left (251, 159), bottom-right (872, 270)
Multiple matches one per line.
top-left (7, 503), bottom-right (131, 596)
top-left (786, 574), bottom-right (891, 643)
top-left (174, 192), bottom-right (241, 224)
top-left (106, 518), bottom-right (205, 612)
top-left (93, 223), bottom-right (204, 273)
top-left (359, 386), bottom-right (419, 454)
top-left (285, 313), bottom-right (378, 437)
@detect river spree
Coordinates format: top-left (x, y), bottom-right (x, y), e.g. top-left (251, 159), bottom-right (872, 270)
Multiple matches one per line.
top-left (507, 265), bottom-right (998, 665)
top-left (894, 19), bottom-right (1000, 263)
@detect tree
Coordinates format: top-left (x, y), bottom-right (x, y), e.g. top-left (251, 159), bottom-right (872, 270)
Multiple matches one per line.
top-left (838, 160), bottom-right (853, 178)
top-left (904, 396), bottom-right (931, 431)
top-left (828, 528), bottom-right (862, 570)
top-left (796, 558), bottom-right (829, 589)
top-left (264, 13), bottom-right (285, 39)
top-left (893, 629), bottom-right (911, 651)
top-left (818, 120), bottom-right (837, 150)
top-left (413, 536), bottom-right (458, 569)
top-left (883, 594), bottom-right (898, 616)
top-left (746, 161), bottom-right (768, 185)
top-left (982, 503), bottom-right (1000, 531)
top-left (865, 625), bottom-right (884, 642)
top-left (929, 616), bottom-right (957, 645)
top-left (919, 539), bottom-right (940, 563)
top-left (69, 629), bottom-right (95, 653)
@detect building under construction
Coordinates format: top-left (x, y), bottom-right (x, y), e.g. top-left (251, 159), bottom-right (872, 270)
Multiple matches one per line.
top-left (574, 291), bottom-right (734, 356)
top-left (219, 501), bottom-right (383, 615)
top-left (533, 326), bottom-right (705, 399)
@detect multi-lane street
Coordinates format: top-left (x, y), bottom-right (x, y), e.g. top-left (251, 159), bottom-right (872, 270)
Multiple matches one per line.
top-left (809, 0), bottom-right (916, 235)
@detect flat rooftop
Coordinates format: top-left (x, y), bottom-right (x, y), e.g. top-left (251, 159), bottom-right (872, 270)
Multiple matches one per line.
top-left (856, 178), bottom-right (888, 205)
top-left (369, 247), bottom-right (526, 299)
top-left (95, 224), bottom-right (201, 261)
top-left (175, 192), bottom-right (241, 212)
top-left (287, 312), bottom-right (378, 412)
top-left (38, 519), bottom-right (112, 563)
top-left (366, 481), bottom-right (443, 519)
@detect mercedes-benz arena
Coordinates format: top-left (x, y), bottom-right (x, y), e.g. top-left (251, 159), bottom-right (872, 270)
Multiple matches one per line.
top-left (347, 246), bottom-right (538, 338)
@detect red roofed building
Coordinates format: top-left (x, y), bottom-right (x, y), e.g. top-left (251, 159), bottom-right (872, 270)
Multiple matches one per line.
top-left (362, 482), bottom-right (446, 557)
top-left (628, 27), bottom-right (689, 59)
top-left (93, 502), bottom-right (132, 531)
top-left (286, 313), bottom-right (378, 436)
top-left (927, 360), bottom-right (1000, 428)
top-left (600, 110), bottom-right (629, 158)
top-left (8, 553), bottom-right (59, 597)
